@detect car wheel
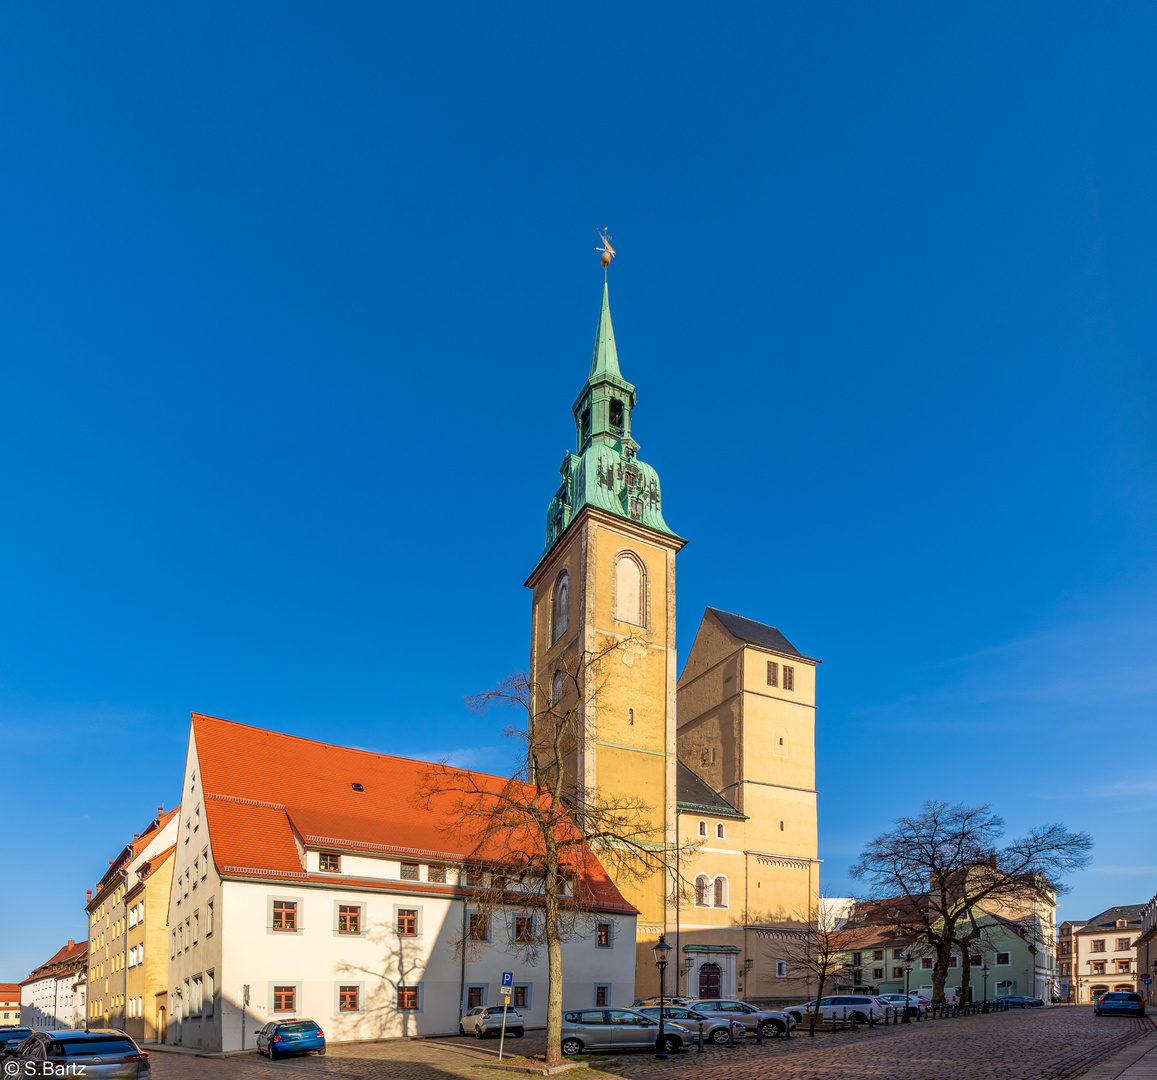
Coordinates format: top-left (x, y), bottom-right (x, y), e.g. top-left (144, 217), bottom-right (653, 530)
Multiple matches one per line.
top-left (661, 1035), bottom-right (681, 1053)
top-left (513, 1030), bottom-right (524, 1038)
top-left (316, 1047), bottom-right (326, 1056)
top-left (474, 1027), bottom-right (485, 1039)
top-left (852, 1012), bottom-right (868, 1024)
top-left (1020, 1004), bottom-right (1030, 1009)
top-left (759, 1020), bottom-right (783, 1037)
top-left (710, 1027), bottom-right (730, 1045)
top-left (459, 1025), bottom-right (466, 1036)
top-left (560, 1038), bottom-right (583, 1056)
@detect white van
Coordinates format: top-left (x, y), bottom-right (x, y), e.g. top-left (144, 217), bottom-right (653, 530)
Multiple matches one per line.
top-left (918, 985), bottom-right (959, 1004)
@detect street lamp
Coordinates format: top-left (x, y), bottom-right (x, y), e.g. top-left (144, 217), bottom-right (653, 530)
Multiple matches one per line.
top-left (652, 936), bottom-right (672, 1059)
top-left (902, 954), bottom-right (914, 1023)
top-left (981, 964), bottom-right (990, 1012)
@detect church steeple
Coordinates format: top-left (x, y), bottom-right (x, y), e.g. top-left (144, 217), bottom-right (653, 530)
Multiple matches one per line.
top-left (539, 277), bottom-right (681, 558)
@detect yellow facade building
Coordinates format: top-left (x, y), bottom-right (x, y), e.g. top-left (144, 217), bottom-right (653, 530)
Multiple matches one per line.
top-left (125, 842), bottom-right (177, 1042)
top-left (527, 278), bottom-right (820, 1001)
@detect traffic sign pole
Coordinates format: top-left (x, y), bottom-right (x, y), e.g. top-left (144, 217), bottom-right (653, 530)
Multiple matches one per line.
top-left (498, 973), bottom-right (514, 1061)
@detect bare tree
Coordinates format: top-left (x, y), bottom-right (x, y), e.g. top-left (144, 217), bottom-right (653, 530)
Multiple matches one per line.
top-left (849, 801), bottom-right (1091, 1004)
top-left (416, 633), bottom-right (684, 1066)
top-left (777, 897), bottom-right (853, 1036)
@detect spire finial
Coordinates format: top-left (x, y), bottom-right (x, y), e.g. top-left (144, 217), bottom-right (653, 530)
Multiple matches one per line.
top-left (596, 227), bottom-right (616, 270)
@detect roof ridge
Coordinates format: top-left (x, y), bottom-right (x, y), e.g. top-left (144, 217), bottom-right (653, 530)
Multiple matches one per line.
top-left (192, 712), bottom-right (519, 786)
top-left (208, 792), bottom-right (287, 810)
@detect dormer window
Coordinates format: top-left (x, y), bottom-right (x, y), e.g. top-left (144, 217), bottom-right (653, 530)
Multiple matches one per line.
top-left (352, 783), bottom-right (364, 792)
top-left (609, 398), bottom-right (624, 432)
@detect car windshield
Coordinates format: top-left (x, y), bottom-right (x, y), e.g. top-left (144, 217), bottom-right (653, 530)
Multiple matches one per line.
top-left (279, 1022), bottom-right (320, 1033)
top-left (49, 1039), bottom-right (138, 1057)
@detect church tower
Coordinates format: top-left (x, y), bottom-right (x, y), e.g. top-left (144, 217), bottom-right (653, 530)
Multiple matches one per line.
top-left (525, 276), bottom-right (685, 975)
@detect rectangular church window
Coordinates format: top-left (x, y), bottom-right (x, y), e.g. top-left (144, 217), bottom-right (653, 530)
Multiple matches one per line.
top-left (767, 661), bottom-right (778, 686)
top-left (783, 665), bottom-right (795, 691)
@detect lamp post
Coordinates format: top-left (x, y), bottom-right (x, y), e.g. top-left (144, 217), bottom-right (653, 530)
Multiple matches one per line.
top-left (981, 964), bottom-right (990, 1012)
top-left (902, 954), bottom-right (914, 1023)
top-left (653, 936), bottom-right (672, 1059)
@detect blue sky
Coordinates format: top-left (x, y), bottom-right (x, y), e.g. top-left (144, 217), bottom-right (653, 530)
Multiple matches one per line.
top-left (2, 2), bottom-right (1155, 980)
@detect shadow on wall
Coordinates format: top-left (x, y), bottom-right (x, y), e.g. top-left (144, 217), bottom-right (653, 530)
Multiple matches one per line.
top-left (333, 918), bottom-right (434, 1039)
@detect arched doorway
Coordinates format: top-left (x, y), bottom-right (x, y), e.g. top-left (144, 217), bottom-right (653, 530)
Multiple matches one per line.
top-left (698, 962), bottom-right (721, 999)
top-left (1089, 985), bottom-right (1109, 1002)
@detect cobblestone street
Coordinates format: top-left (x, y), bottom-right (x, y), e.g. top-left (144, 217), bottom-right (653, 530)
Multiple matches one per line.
top-left (150, 1006), bottom-right (1153, 1080)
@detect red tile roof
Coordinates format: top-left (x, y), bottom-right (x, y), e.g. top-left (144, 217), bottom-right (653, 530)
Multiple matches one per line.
top-left (0, 982), bottom-right (20, 998)
top-left (23, 940), bottom-right (87, 984)
top-left (192, 713), bottom-right (634, 913)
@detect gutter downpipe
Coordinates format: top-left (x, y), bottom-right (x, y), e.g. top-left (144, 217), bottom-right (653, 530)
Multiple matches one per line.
top-left (459, 882), bottom-right (468, 1017)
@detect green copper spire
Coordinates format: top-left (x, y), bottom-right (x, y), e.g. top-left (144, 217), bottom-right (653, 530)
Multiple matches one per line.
top-left (589, 279), bottom-right (622, 380)
top-left (538, 278), bottom-right (682, 558)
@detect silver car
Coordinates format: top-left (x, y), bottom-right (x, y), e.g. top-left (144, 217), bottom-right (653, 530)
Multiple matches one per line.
top-left (12, 1030), bottom-right (151, 1080)
top-left (460, 1005), bottom-right (524, 1038)
top-left (560, 1008), bottom-right (692, 1054)
top-left (687, 998), bottom-right (794, 1037)
top-left (636, 1005), bottom-right (746, 1044)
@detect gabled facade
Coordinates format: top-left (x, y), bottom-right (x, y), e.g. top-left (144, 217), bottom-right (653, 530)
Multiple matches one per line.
top-left (1071, 903), bottom-right (1144, 1004)
top-left (1135, 891), bottom-right (1156, 1008)
top-left (125, 843), bottom-right (177, 1042)
top-left (85, 807), bottom-right (180, 1029)
top-left (0, 982), bottom-right (20, 1024)
top-left (21, 940), bottom-right (87, 1030)
top-left (165, 713), bottom-right (638, 1052)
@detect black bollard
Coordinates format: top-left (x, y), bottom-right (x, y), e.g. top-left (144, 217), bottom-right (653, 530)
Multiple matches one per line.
top-left (755, 1021), bottom-right (763, 1046)
top-left (727, 1021), bottom-right (737, 1048)
top-left (697, 1022), bottom-right (706, 1053)
top-left (831, 1011), bottom-right (837, 1034)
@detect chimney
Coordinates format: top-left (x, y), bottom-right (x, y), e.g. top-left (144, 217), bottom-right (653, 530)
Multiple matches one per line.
top-left (67, 940), bottom-right (74, 948)
top-left (989, 853), bottom-right (998, 869)
top-left (86, 891), bottom-right (91, 903)
top-left (158, 805), bottom-right (163, 816)
top-left (108, 860), bottom-right (114, 866)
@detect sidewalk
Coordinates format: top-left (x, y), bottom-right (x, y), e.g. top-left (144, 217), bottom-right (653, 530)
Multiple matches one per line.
top-left (1075, 1028), bottom-right (1157, 1080)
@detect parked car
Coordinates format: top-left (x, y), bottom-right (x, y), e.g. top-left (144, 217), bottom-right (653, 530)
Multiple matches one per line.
top-left (783, 1001), bottom-right (815, 1024)
top-left (460, 1005), bottom-right (524, 1038)
top-left (877, 993), bottom-right (929, 1018)
top-left (255, 1019), bottom-right (326, 1058)
top-left (1095, 992), bottom-right (1146, 1017)
top-left (8, 1029), bottom-right (150, 1079)
top-left (632, 996), bottom-right (695, 1008)
top-left (635, 1005), bottom-right (746, 1045)
top-left (686, 998), bottom-right (795, 1037)
top-left (1000, 996), bottom-right (1045, 1009)
top-left (560, 1008), bottom-right (692, 1055)
top-left (0, 1028), bottom-right (33, 1060)
top-left (807, 995), bottom-right (892, 1023)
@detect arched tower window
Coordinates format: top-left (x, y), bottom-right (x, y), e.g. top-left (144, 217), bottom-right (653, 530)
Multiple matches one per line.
top-left (694, 875), bottom-right (710, 906)
top-left (698, 820), bottom-right (707, 837)
top-left (612, 550), bottom-right (647, 627)
top-left (713, 876), bottom-right (728, 908)
top-left (716, 823), bottom-right (725, 839)
top-left (552, 571), bottom-right (569, 643)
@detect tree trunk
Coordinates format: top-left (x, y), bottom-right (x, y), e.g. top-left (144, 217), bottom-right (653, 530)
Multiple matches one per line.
top-left (808, 974), bottom-right (826, 1036)
top-left (543, 868), bottom-right (562, 1066)
top-left (930, 942), bottom-right (953, 1003)
top-left (958, 944), bottom-right (972, 1004)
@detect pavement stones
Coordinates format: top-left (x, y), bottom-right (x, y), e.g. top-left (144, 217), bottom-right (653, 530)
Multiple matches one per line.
top-left (149, 1006), bottom-right (1152, 1080)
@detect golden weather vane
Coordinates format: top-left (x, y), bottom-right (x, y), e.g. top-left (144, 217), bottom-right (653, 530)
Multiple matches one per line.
top-left (597, 228), bottom-right (616, 268)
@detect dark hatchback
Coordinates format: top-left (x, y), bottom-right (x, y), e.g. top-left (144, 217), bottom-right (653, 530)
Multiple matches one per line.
top-left (1095, 992), bottom-right (1146, 1017)
top-left (256, 1020), bottom-right (326, 1058)
top-left (0, 1028), bottom-right (34, 1060)
top-left (1001, 996), bottom-right (1045, 1008)
top-left (6, 1030), bottom-right (150, 1079)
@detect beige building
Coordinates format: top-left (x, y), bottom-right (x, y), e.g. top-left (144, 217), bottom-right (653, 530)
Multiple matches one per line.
top-left (1135, 891), bottom-right (1156, 1009)
top-left (1071, 904), bottom-right (1144, 1004)
top-left (86, 807), bottom-right (179, 1029)
top-left (125, 842), bottom-right (177, 1042)
top-left (526, 278), bottom-right (820, 1000)
top-left (674, 609), bottom-right (820, 1003)
top-left (0, 982), bottom-right (19, 1024)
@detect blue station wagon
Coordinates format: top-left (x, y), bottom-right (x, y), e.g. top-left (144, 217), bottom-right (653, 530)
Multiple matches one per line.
top-left (1095, 992), bottom-right (1146, 1017)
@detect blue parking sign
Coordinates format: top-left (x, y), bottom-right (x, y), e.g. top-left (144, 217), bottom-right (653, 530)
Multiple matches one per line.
top-left (501, 972), bottom-right (513, 988)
